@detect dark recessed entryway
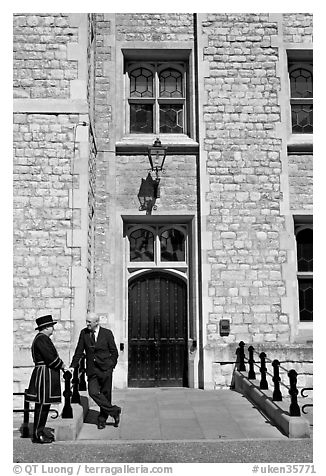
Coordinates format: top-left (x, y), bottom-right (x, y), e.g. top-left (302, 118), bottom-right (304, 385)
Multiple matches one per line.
top-left (128, 271), bottom-right (188, 387)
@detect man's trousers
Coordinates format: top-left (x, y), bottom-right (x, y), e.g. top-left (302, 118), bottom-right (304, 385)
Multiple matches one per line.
top-left (88, 368), bottom-right (119, 423)
top-left (33, 403), bottom-right (50, 437)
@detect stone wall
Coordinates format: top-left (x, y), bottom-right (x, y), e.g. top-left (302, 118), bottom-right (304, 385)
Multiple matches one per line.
top-left (116, 13), bottom-right (194, 41)
top-left (13, 13), bottom-right (89, 390)
top-left (288, 154), bottom-right (313, 211)
top-left (13, 113), bottom-right (79, 329)
top-left (13, 14), bottom-right (78, 99)
top-left (201, 14), bottom-right (288, 350)
top-left (282, 14), bottom-right (313, 43)
top-left (115, 155), bottom-right (197, 211)
top-left (13, 113), bottom-right (79, 389)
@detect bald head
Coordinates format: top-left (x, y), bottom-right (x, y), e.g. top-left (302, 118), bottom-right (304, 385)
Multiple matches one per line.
top-left (86, 313), bottom-right (99, 331)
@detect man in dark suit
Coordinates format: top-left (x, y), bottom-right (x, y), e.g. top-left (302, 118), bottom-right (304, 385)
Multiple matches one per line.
top-left (26, 315), bottom-right (66, 444)
top-left (70, 313), bottom-right (121, 429)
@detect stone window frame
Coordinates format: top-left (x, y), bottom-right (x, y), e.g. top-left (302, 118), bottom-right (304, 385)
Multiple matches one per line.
top-left (294, 217), bottom-right (313, 323)
top-left (126, 61), bottom-right (187, 135)
top-left (286, 49), bottom-right (313, 154)
top-left (115, 47), bottom-right (198, 155)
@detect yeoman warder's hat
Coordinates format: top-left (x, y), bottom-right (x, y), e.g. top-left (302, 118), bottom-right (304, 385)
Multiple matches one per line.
top-left (35, 315), bottom-right (57, 330)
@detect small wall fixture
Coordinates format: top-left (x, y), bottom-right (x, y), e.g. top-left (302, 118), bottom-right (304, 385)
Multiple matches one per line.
top-left (147, 138), bottom-right (168, 180)
top-left (219, 319), bottom-right (230, 336)
top-left (137, 138), bottom-right (168, 215)
top-left (137, 173), bottom-right (159, 215)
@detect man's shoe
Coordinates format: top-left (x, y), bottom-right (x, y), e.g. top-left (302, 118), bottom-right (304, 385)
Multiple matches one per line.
top-left (97, 420), bottom-right (106, 430)
top-left (32, 434), bottom-right (53, 444)
top-left (43, 428), bottom-right (55, 440)
top-left (113, 408), bottom-right (121, 428)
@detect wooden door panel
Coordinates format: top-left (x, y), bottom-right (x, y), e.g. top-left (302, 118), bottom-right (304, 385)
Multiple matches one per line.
top-left (128, 272), bottom-right (187, 387)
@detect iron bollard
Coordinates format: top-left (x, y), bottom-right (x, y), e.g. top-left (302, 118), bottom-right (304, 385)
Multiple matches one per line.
top-left (236, 341), bottom-right (246, 371)
top-left (248, 346), bottom-right (256, 379)
top-left (62, 371), bottom-right (73, 419)
top-left (22, 389), bottom-right (30, 437)
top-left (272, 359), bottom-right (282, 401)
top-left (259, 352), bottom-right (268, 390)
top-left (288, 369), bottom-right (301, 416)
top-left (71, 367), bottom-right (81, 404)
top-left (78, 354), bottom-right (87, 391)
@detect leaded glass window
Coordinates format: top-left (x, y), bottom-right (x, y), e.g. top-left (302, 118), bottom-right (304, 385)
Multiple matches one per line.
top-left (295, 225), bottom-right (313, 322)
top-left (159, 69), bottom-right (183, 98)
top-left (127, 225), bottom-right (187, 267)
top-left (130, 104), bottom-right (153, 133)
top-left (127, 63), bottom-right (186, 134)
top-left (298, 279), bottom-right (313, 322)
top-left (129, 229), bottom-right (154, 262)
top-left (130, 68), bottom-right (153, 98)
top-left (160, 228), bottom-right (185, 262)
top-left (296, 228), bottom-right (313, 272)
top-left (289, 63), bottom-right (313, 133)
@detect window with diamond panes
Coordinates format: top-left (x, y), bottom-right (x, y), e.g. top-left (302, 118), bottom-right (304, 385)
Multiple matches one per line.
top-left (128, 63), bottom-right (186, 134)
top-left (296, 227), bottom-right (313, 321)
top-left (289, 63), bottom-right (313, 133)
top-left (129, 229), bottom-right (154, 262)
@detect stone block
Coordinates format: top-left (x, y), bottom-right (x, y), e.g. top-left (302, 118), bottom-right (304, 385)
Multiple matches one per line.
top-left (52, 394), bottom-right (89, 441)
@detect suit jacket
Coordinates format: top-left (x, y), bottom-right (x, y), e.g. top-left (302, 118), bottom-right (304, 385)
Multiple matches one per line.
top-left (26, 333), bottom-right (64, 404)
top-left (70, 326), bottom-right (118, 376)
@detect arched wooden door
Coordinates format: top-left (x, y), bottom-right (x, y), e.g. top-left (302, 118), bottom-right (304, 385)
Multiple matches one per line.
top-left (128, 271), bottom-right (188, 387)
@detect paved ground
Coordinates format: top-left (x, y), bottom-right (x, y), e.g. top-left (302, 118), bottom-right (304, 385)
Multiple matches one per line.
top-left (13, 438), bottom-right (313, 463)
top-left (78, 388), bottom-right (287, 440)
top-left (13, 388), bottom-right (313, 463)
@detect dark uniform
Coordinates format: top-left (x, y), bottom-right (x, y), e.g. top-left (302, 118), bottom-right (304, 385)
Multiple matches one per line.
top-left (26, 315), bottom-right (65, 443)
top-left (70, 326), bottom-right (120, 427)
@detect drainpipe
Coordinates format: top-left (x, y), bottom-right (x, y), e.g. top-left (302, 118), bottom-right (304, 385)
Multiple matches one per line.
top-left (193, 13), bottom-right (204, 389)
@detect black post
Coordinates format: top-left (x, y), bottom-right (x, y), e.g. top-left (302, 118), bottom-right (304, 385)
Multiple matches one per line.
top-left (236, 341), bottom-right (246, 371)
top-left (288, 369), bottom-right (301, 416)
top-left (71, 367), bottom-right (81, 404)
top-left (248, 346), bottom-right (256, 379)
top-left (22, 389), bottom-right (30, 438)
top-left (272, 359), bottom-right (282, 401)
top-left (62, 371), bottom-right (73, 419)
top-left (259, 352), bottom-right (268, 390)
top-left (78, 354), bottom-right (87, 391)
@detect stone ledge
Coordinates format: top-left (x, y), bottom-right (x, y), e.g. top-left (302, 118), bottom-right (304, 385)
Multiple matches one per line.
top-left (13, 99), bottom-right (88, 114)
top-left (233, 370), bottom-right (310, 438)
top-left (51, 393), bottom-right (89, 441)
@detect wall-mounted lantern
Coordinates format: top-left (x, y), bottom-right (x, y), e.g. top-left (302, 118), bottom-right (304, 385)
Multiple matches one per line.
top-left (137, 138), bottom-right (168, 215)
top-left (147, 138), bottom-right (168, 180)
top-left (137, 173), bottom-right (159, 215)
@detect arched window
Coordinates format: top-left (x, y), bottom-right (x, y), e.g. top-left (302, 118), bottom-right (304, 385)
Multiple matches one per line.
top-left (129, 228), bottom-right (154, 262)
top-left (127, 224), bottom-right (187, 268)
top-left (295, 226), bottom-right (313, 322)
top-left (160, 228), bottom-right (185, 262)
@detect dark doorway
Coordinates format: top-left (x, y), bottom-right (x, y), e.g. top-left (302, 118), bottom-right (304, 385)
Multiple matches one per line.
top-left (128, 271), bottom-right (188, 387)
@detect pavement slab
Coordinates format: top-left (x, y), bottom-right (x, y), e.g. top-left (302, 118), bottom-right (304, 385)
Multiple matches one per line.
top-left (76, 388), bottom-right (288, 441)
